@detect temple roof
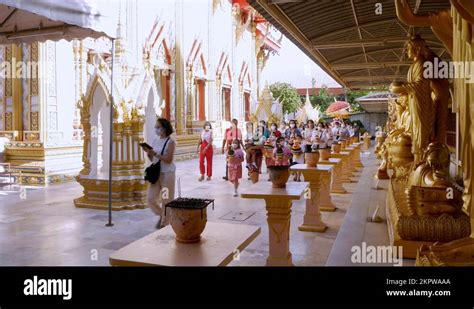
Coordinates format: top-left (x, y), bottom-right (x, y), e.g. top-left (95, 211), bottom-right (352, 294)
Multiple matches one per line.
top-left (248, 0), bottom-right (451, 90)
top-left (355, 91), bottom-right (396, 113)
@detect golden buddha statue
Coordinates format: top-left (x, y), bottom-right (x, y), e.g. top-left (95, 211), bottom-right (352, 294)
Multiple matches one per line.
top-left (395, 93), bottom-right (411, 134)
top-left (377, 93), bottom-right (412, 179)
top-left (389, 36), bottom-right (435, 165)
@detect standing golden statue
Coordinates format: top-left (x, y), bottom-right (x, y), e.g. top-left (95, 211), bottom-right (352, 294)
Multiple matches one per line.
top-left (389, 36), bottom-right (436, 165)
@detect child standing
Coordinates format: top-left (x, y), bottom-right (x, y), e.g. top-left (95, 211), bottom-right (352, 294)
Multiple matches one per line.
top-left (227, 139), bottom-right (244, 197)
top-left (291, 134), bottom-right (304, 181)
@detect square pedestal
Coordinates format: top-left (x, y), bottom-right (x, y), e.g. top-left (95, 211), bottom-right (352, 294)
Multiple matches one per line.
top-left (109, 222), bottom-right (261, 266)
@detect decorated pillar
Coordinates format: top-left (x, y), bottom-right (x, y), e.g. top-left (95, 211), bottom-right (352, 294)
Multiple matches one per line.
top-left (174, 0), bottom-right (185, 135)
top-left (185, 67), bottom-right (194, 134)
top-left (11, 44), bottom-right (23, 140)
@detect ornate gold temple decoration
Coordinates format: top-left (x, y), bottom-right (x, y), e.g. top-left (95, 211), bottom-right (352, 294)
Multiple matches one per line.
top-left (213, 0), bottom-right (223, 13)
top-left (377, 94), bottom-right (403, 179)
top-left (30, 111), bottom-right (39, 131)
top-left (30, 42), bottom-right (39, 96)
top-left (414, 1), bottom-right (474, 266)
top-left (406, 143), bottom-right (460, 216)
top-left (233, 4), bottom-right (253, 44)
top-left (384, 2), bottom-right (474, 262)
top-left (387, 175), bottom-right (470, 258)
top-left (5, 45), bottom-right (12, 97)
top-left (374, 133), bottom-right (386, 160)
top-left (74, 68), bottom-right (148, 211)
top-left (249, 84), bottom-right (281, 126)
top-left (5, 112), bottom-right (12, 131)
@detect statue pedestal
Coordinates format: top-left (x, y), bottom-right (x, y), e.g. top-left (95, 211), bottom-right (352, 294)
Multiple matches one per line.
top-left (290, 164), bottom-right (331, 231)
top-left (386, 179), bottom-right (470, 258)
top-left (291, 164), bottom-right (336, 212)
top-left (347, 142), bottom-right (364, 168)
top-left (340, 146), bottom-right (359, 172)
top-left (318, 158), bottom-right (346, 194)
top-left (241, 182), bottom-right (308, 266)
top-left (331, 152), bottom-right (353, 183)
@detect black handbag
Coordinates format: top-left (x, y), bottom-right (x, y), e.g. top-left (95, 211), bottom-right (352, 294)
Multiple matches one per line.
top-left (144, 137), bottom-right (170, 184)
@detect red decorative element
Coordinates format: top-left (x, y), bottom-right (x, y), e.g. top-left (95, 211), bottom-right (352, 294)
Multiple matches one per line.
top-left (325, 101), bottom-right (350, 114)
top-left (232, 0), bottom-right (250, 10)
top-left (254, 13), bottom-right (266, 24)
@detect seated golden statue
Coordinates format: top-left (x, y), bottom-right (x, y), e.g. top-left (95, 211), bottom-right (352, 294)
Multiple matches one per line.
top-left (406, 142), bottom-right (459, 216)
top-left (388, 132), bottom-right (414, 179)
top-left (377, 93), bottom-right (412, 179)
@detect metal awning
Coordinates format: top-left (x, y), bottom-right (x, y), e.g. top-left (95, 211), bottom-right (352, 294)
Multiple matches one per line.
top-left (248, 0), bottom-right (451, 90)
top-left (0, 0), bottom-right (116, 44)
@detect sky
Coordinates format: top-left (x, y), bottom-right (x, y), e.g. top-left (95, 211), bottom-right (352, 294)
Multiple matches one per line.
top-left (262, 36), bottom-right (341, 89)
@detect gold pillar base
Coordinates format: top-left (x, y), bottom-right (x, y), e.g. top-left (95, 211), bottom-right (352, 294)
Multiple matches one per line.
top-left (74, 176), bottom-right (147, 211)
top-left (74, 196), bottom-right (147, 211)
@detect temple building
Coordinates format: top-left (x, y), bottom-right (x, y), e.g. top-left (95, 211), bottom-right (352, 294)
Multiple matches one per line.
top-left (0, 0), bottom-right (281, 187)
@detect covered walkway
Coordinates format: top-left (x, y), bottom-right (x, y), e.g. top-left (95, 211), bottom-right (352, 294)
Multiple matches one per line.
top-left (0, 144), bottom-right (391, 266)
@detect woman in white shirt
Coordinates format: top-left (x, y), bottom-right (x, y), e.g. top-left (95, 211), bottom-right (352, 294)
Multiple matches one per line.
top-left (144, 118), bottom-right (177, 229)
top-left (197, 121), bottom-right (213, 181)
top-left (323, 123), bottom-right (334, 146)
top-left (303, 120), bottom-right (316, 148)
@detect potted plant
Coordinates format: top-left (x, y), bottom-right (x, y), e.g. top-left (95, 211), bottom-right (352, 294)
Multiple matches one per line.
top-left (263, 140), bottom-right (274, 158)
top-left (267, 143), bottom-right (291, 188)
top-left (338, 139), bottom-right (348, 149)
top-left (305, 143), bottom-right (320, 167)
top-left (247, 164), bottom-right (259, 184)
top-left (227, 145), bottom-right (235, 159)
top-left (319, 144), bottom-right (331, 161)
top-left (291, 140), bottom-right (303, 160)
top-left (332, 142), bottom-right (341, 153)
top-left (165, 197), bottom-right (215, 243)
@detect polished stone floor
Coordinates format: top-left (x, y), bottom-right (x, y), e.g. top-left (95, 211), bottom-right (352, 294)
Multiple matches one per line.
top-left (0, 147), bottom-right (385, 266)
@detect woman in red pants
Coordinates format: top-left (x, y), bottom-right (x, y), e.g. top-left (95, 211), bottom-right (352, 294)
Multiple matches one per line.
top-left (197, 121), bottom-right (213, 181)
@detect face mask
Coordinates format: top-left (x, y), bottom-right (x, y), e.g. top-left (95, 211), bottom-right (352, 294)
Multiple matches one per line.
top-left (232, 144), bottom-right (238, 149)
top-left (271, 126), bottom-right (276, 130)
top-left (290, 123), bottom-right (295, 128)
top-left (205, 125), bottom-right (210, 130)
top-left (232, 123), bottom-right (237, 128)
top-left (154, 127), bottom-right (162, 136)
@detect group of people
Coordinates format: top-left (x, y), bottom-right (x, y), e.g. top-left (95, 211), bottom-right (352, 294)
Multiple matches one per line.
top-left (208, 118), bottom-right (361, 197)
top-left (142, 116), bottom-right (360, 229)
